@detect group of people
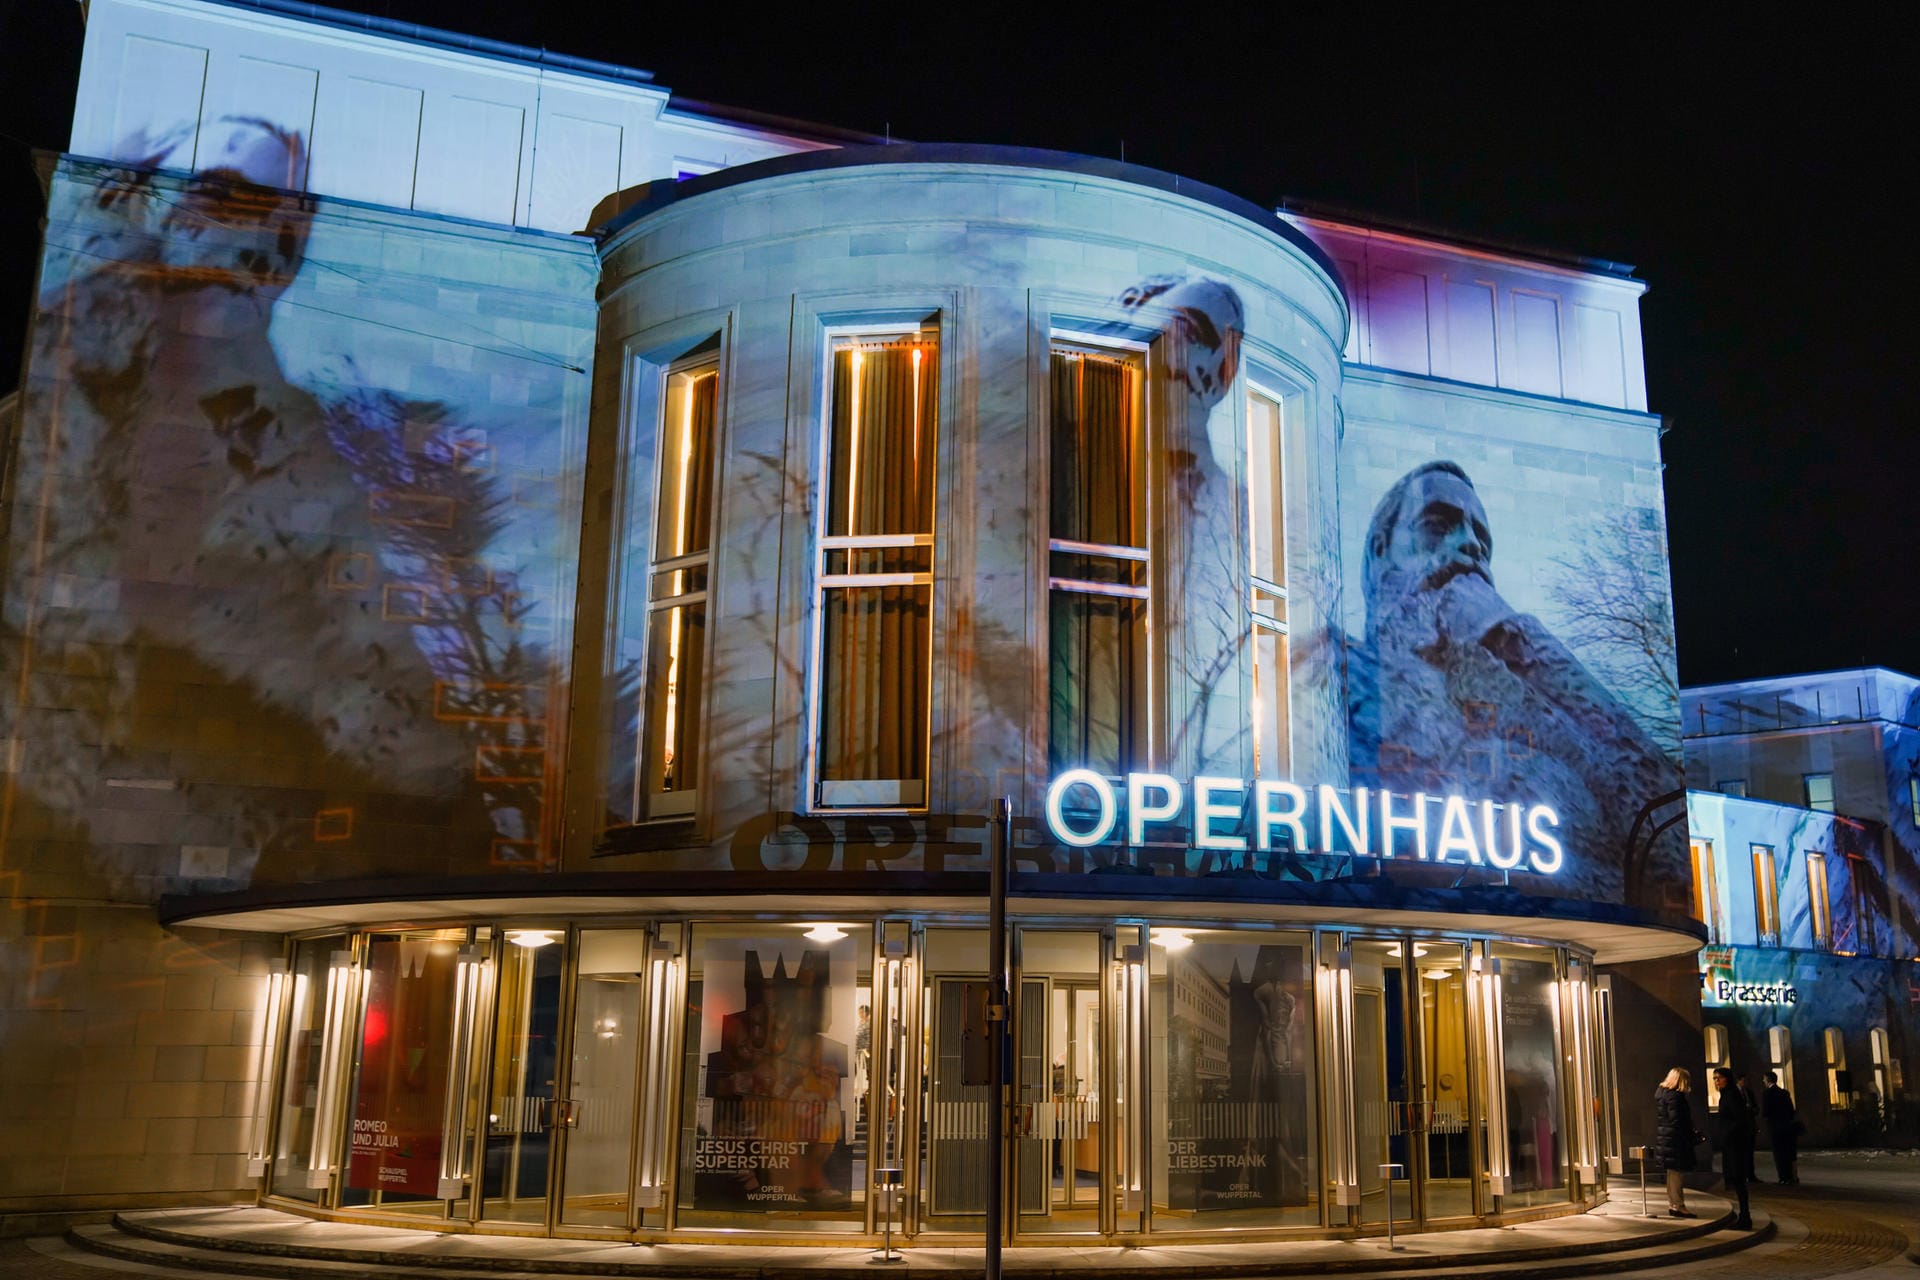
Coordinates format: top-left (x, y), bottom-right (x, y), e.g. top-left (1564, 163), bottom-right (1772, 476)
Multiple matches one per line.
top-left (1654, 1066), bottom-right (1802, 1229)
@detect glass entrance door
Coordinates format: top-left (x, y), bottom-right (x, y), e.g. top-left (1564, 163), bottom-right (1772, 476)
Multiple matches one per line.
top-left (1413, 943), bottom-right (1475, 1220)
top-left (480, 928), bottom-right (565, 1225)
top-left (1014, 930), bottom-right (1105, 1237)
top-left (1350, 937), bottom-right (1415, 1233)
top-left (557, 930), bottom-right (650, 1229)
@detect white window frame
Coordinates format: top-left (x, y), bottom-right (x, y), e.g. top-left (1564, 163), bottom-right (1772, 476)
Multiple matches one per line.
top-left (1703, 1023), bottom-right (1731, 1110)
top-left (1768, 1024), bottom-right (1795, 1100)
top-left (1825, 1025), bottom-right (1849, 1108)
top-left (1046, 330), bottom-right (1155, 775)
top-left (806, 322), bottom-right (940, 812)
top-left (1246, 381), bottom-right (1290, 781)
top-left (633, 353), bottom-right (721, 822)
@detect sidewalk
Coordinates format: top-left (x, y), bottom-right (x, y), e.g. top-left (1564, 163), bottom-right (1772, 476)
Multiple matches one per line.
top-left (50, 1194), bottom-right (1775, 1279)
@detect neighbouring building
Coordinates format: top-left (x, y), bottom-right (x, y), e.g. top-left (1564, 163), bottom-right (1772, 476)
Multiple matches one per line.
top-left (2, 0), bottom-right (1711, 1247)
top-left (1683, 668), bottom-right (1920, 1147)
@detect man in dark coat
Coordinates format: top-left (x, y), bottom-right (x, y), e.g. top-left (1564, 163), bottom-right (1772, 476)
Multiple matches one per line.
top-left (1761, 1070), bottom-right (1799, 1185)
top-left (1709, 1067), bottom-right (1756, 1229)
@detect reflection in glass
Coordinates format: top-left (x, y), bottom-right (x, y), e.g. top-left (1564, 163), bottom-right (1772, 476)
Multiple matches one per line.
top-left (1016, 930), bottom-right (1105, 1235)
top-left (1350, 939), bottom-right (1415, 1229)
top-left (1150, 929), bottom-right (1318, 1231)
top-left (921, 929), bottom-right (989, 1228)
top-left (1247, 388), bottom-right (1290, 780)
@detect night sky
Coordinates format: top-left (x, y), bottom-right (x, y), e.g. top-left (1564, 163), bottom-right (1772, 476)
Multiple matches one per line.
top-left (2, 3), bottom-right (1912, 688)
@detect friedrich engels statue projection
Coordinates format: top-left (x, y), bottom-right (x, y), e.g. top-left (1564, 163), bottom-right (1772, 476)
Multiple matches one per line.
top-left (1348, 461), bottom-right (1684, 908)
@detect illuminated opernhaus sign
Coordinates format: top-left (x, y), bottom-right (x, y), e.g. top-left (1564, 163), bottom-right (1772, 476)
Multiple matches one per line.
top-left (1043, 770), bottom-right (1566, 875)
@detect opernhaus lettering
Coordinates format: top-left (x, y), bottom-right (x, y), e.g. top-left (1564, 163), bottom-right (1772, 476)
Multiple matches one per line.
top-left (1043, 770), bottom-right (1565, 875)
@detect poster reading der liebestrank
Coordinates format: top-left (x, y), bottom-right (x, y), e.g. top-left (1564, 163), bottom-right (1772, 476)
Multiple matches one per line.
top-left (692, 936), bottom-right (856, 1211)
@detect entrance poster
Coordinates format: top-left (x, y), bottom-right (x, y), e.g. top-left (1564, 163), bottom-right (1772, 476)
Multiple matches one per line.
top-left (1498, 954), bottom-right (1563, 1194)
top-left (1164, 940), bottom-right (1313, 1212)
top-left (692, 935), bottom-right (857, 1211)
top-left (346, 937), bottom-right (458, 1196)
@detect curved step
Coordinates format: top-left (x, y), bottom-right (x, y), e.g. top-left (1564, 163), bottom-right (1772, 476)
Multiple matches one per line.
top-left (64, 1203), bottom-right (1777, 1280)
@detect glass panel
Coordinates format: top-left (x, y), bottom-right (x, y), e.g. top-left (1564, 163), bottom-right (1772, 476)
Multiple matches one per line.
top-left (1049, 550), bottom-right (1147, 589)
top-left (639, 601), bottom-right (705, 818)
top-left (826, 339), bottom-right (938, 538)
top-left (268, 938), bottom-right (336, 1202)
top-left (824, 545), bottom-right (932, 577)
top-left (921, 929), bottom-right (988, 1229)
top-left (1048, 590), bottom-right (1147, 776)
top-left (1350, 939), bottom-right (1415, 1230)
top-left (340, 931), bottom-right (465, 1215)
top-left (677, 923), bottom-right (871, 1233)
top-left (1149, 928), bottom-right (1317, 1231)
top-left (1808, 853), bottom-right (1832, 944)
top-left (1252, 626), bottom-right (1290, 782)
top-left (1050, 348), bottom-right (1144, 549)
top-left (1753, 846), bottom-right (1779, 941)
top-left (1493, 943), bottom-right (1565, 1209)
top-left (559, 931), bottom-right (650, 1228)
top-left (819, 584), bottom-right (931, 795)
top-left (656, 365), bottom-right (717, 560)
top-left (1247, 389), bottom-right (1285, 591)
top-left (1415, 944), bottom-right (1474, 1219)
top-left (649, 565), bottom-right (708, 599)
top-left (1015, 930), bottom-right (1103, 1236)
top-left (481, 930), bottom-right (565, 1223)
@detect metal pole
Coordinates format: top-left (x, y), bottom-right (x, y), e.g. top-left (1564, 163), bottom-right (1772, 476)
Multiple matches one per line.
top-left (986, 797), bottom-right (1012, 1280)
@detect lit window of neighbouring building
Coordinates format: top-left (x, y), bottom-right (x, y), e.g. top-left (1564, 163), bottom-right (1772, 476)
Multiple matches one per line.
top-left (1804, 772), bottom-right (1834, 813)
top-left (1807, 851), bottom-right (1832, 947)
top-left (1049, 341), bottom-right (1149, 776)
top-left (1825, 1026), bottom-right (1849, 1108)
top-left (1689, 839), bottom-right (1723, 943)
top-left (1752, 844), bottom-right (1779, 944)
top-left (813, 330), bottom-right (940, 808)
top-left (1704, 1023), bottom-right (1731, 1110)
top-left (1247, 385), bottom-right (1290, 780)
top-left (1769, 1025), bottom-right (1795, 1099)
top-left (638, 358), bottom-right (719, 820)
top-left (1718, 779), bottom-right (1748, 797)
top-left (1909, 776), bottom-right (1919, 826)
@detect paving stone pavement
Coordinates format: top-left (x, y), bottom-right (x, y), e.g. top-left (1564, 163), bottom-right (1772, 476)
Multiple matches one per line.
top-left (0, 1152), bottom-right (1911, 1280)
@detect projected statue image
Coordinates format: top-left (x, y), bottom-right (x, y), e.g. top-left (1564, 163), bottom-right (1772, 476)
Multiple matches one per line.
top-left (4, 117), bottom-right (568, 893)
top-left (1349, 461), bottom-right (1685, 905)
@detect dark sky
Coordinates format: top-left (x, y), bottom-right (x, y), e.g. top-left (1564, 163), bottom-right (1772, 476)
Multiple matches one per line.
top-left (3, 3), bottom-right (1913, 688)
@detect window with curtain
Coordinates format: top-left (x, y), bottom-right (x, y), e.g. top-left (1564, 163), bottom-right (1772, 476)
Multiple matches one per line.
top-left (1752, 844), bottom-right (1779, 945)
top-left (814, 332), bottom-right (938, 808)
top-left (1048, 343), bottom-right (1148, 777)
top-left (637, 359), bottom-right (718, 820)
top-left (1689, 839), bottom-right (1722, 943)
top-left (1247, 386), bottom-right (1290, 780)
top-left (1824, 1026), bottom-right (1848, 1108)
top-left (1807, 851), bottom-right (1832, 947)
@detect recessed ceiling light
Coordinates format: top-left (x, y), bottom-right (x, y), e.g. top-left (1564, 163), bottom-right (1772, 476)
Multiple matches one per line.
top-left (804, 924), bottom-right (848, 943)
top-left (507, 930), bottom-right (557, 949)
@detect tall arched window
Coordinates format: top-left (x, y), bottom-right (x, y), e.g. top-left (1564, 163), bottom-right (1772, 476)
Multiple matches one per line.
top-left (1869, 1027), bottom-right (1894, 1119)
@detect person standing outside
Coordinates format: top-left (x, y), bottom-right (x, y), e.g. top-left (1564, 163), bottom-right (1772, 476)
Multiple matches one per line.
top-left (1654, 1068), bottom-right (1703, 1217)
top-left (1709, 1067), bottom-right (1757, 1229)
top-left (1761, 1070), bottom-right (1799, 1184)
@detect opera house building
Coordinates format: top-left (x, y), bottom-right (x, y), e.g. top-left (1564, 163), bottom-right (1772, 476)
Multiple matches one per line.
top-left (0, 0), bottom-right (1726, 1248)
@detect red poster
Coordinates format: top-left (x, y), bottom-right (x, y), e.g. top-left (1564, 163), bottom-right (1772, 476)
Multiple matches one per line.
top-left (347, 938), bottom-right (456, 1195)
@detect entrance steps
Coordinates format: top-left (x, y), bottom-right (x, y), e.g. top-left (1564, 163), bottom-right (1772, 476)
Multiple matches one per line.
top-left (59, 1199), bottom-right (1771, 1279)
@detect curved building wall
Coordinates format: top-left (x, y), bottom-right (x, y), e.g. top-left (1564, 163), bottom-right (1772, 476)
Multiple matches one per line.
top-left (571, 152), bottom-right (1349, 877)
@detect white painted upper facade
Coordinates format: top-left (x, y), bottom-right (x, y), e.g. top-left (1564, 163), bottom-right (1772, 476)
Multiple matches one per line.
top-left (71, 0), bottom-right (839, 234)
top-left (71, 0), bottom-right (1649, 409)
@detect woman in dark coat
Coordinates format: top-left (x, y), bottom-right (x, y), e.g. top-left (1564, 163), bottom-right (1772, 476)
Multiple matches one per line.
top-left (1654, 1067), bottom-right (1703, 1216)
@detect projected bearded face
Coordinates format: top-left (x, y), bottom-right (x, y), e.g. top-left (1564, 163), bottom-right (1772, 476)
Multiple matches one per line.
top-left (1367, 465), bottom-right (1494, 613)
